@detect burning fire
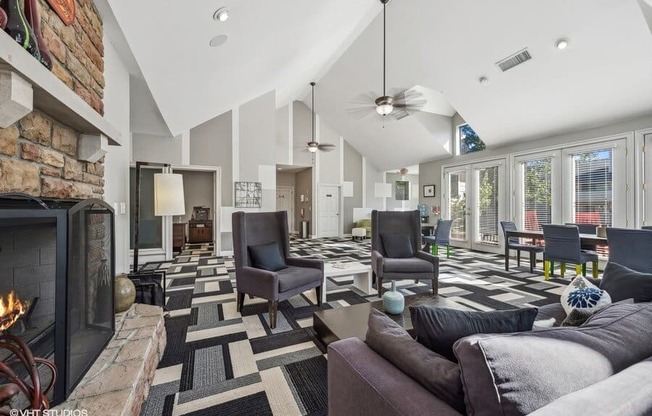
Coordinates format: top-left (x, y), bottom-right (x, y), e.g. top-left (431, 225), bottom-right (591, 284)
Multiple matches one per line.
top-left (0, 291), bottom-right (29, 332)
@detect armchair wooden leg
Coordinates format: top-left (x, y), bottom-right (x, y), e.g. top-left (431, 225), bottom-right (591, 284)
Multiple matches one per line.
top-left (517, 250), bottom-right (521, 267)
top-left (432, 279), bottom-right (438, 296)
top-left (446, 245), bottom-right (450, 259)
top-left (414, 279), bottom-right (419, 284)
top-left (236, 292), bottom-right (245, 312)
top-left (268, 301), bottom-right (278, 329)
top-left (377, 277), bottom-right (383, 298)
top-left (372, 271), bottom-right (376, 285)
top-left (316, 285), bottom-right (323, 307)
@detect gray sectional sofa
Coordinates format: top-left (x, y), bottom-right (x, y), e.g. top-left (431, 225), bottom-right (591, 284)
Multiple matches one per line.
top-left (328, 302), bottom-right (652, 416)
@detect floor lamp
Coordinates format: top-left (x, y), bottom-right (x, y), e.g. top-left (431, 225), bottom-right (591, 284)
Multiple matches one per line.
top-left (133, 161), bottom-right (186, 274)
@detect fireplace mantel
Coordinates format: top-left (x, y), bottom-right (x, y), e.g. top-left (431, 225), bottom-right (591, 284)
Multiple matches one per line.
top-left (0, 32), bottom-right (121, 146)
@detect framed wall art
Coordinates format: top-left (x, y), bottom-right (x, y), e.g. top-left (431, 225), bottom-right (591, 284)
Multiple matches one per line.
top-left (395, 181), bottom-right (410, 201)
top-left (234, 182), bottom-right (262, 208)
top-left (423, 184), bottom-right (435, 198)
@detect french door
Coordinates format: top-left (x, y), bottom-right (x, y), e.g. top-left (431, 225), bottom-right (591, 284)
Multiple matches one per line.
top-left (643, 134), bottom-right (652, 227)
top-left (443, 160), bottom-right (506, 253)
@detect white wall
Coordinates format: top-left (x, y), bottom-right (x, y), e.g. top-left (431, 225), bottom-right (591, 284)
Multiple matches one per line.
top-left (292, 101), bottom-right (313, 167)
top-left (176, 170), bottom-right (215, 225)
top-left (130, 76), bottom-right (171, 136)
top-left (365, 158), bottom-right (384, 210)
top-left (102, 38), bottom-right (132, 274)
top-left (276, 104), bottom-right (291, 165)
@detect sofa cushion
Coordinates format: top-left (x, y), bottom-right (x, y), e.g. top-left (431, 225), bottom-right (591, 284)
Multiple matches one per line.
top-left (529, 357), bottom-right (652, 416)
top-left (381, 233), bottom-right (414, 258)
top-left (383, 257), bottom-right (434, 273)
top-left (248, 242), bottom-right (286, 272)
top-left (365, 309), bottom-right (465, 413)
top-left (410, 306), bottom-right (538, 362)
top-left (601, 262), bottom-right (652, 303)
top-left (560, 275), bottom-right (611, 315)
top-left (453, 303), bottom-right (652, 416)
top-left (276, 266), bottom-right (322, 292)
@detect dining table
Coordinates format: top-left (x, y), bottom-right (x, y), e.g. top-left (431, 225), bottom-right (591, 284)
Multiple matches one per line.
top-left (504, 229), bottom-right (608, 271)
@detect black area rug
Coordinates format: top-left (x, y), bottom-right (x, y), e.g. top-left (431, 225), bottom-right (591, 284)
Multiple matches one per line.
top-left (140, 239), bottom-right (570, 416)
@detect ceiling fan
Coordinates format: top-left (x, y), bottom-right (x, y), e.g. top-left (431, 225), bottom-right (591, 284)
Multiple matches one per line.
top-left (305, 82), bottom-right (336, 153)
top-left (348, 0), bottom-right (426, 121)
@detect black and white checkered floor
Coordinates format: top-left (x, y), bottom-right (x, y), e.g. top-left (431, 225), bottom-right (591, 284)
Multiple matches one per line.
top-left (140, 238), bottom-right (572, 416)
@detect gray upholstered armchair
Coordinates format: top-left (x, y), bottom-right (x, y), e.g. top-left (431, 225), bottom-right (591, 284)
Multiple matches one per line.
top-left (232, 211), bottom-right (324, 328)
top-left (371, 210), bottom-right (439, 298)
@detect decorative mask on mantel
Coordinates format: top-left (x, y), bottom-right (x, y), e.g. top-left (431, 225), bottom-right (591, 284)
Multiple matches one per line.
top-left (45, 0), bottom-right (75, 26)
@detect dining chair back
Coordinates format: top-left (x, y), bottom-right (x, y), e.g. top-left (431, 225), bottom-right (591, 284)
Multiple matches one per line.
top-left (606, 228), bottom-right (652, 273)
top-left (542, 224), bottom-right (598, 279)
top-left (501, 221), bottom-right (544, 273)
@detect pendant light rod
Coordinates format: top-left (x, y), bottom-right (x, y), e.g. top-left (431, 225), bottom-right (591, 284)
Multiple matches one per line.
top-left (383, 1), bottom-right (386, 96)
top-left (310, 82), bottom-right (316, 141)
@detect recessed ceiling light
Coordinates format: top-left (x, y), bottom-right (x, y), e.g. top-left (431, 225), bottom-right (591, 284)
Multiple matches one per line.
top-left (478, 76), bottom-right (489, 85)
top-left (209, 34), bottom-right (228, 47)
top-left (556, 39), bottom-right (569, 50)
top-left (214, 8), bottom-right (229, 22)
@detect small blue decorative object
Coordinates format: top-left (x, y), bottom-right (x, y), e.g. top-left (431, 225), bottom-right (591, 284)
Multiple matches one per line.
top-left (383, 281), bottom-right (405, 315)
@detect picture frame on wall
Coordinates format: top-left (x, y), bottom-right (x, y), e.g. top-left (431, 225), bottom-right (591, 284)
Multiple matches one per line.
top-left (234, 181), bottom-right (262, 208)
top-left (395, 181), bottom-right (410, 201)
top-left (423, 184), bottom-right (436, 198)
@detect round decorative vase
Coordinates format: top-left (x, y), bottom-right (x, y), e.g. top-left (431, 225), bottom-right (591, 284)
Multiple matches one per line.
top-left (115, 274), bottom-right (136, 313)
top-left (382, 281), bottom-right (405, 315)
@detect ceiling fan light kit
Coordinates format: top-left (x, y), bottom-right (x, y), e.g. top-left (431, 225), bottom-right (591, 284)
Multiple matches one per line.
top-left (347, 0), bottom-right (426, 121)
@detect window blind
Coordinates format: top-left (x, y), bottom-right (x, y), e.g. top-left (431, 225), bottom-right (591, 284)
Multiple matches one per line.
top-left (523, 158), bottom-right (552, 231)
top-left (572, 149), bottom-right (613, 227)
top-left (477, 166), bottom-right (499, 245)
top-left (449, 171), bottom-right (467, 240)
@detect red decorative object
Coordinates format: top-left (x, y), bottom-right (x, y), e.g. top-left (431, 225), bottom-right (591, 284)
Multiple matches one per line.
top-left (0, 8), bottom-right (7, 30)
top-left (45, 0), bottom-right (75, 26)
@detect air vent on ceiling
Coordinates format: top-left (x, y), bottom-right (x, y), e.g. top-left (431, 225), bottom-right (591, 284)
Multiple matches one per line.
top-left (496, 48), bottom-right (532, 72)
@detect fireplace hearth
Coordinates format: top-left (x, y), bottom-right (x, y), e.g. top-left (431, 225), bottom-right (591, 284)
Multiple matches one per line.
top-left (0, 194), bottom-right (115, 406)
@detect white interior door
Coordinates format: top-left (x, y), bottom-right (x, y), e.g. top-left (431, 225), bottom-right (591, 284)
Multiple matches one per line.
top-left (319, 185), bottom-right (340, 237)
top-left (643, 134), bottom-right (652, 227)
top-left (276, 186), bottom-right (295, 233)
top-left (443, 167), bottom-right (472, 249)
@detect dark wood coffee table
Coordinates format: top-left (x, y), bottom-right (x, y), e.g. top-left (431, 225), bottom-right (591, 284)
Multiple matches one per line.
top-left (313, 294), bottom-right (470, 345)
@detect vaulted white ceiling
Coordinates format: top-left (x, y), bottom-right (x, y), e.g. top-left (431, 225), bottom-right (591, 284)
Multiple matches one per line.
top-left (105, 0), bottom-right (652, 171)
top-left (105, 0), bottom-right (379, 135)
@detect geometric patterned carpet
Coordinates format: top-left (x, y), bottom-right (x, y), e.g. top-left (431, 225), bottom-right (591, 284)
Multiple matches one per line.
top-left (140, 237), bottom-right (573, 416)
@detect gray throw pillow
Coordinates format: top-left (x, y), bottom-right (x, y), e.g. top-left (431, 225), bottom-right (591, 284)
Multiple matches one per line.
top-left (409, 306), bottom-right (538, 362)
top-left (381, 233), bottom-right (414, 258)
top-left (453, 303), bottom-right (652, 416)
top-left (601, 262), bottom-right (652, 302)
top-left (248, 242), bottom-right (286, 272)
top-left (561, 298), bottom-right (634, 327)
top-left (365, 308), bottom-right (465, 413)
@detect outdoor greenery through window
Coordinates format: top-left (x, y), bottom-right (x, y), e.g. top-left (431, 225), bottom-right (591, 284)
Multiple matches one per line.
top-left (523, 158), bottom-right (552, 231)
top-left (458, 124), bottom-right (486, 155)
top-left (449, 171), bottom-right (467, 241)
top-left (477, 166), bottom-right (499, 245)
top-left (572, 149), bottom-right (613, 226)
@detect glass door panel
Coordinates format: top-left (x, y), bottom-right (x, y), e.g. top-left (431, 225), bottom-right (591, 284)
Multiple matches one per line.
top-left (447, 169), bottom-right (469, 245)
top-left (475, 166), bottom-right (500, 246)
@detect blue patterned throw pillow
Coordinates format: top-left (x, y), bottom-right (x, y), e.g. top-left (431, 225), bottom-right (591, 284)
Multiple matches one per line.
top-left (561, 275), bottom-right (611, 315)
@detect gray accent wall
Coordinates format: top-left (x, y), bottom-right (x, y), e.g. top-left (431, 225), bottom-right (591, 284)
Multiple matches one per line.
top-left (293, 101), bottom-right (313, 167)
top-left (190, 111), bottom-right (233, 206)
top-left (365, 158), bottom-right (384, 210)
top-left (296, 168), bottom-right (313, 233)
top-left (239, 91), bottom-right (276, 185)
top-left (276, 172), bottom-right (296, 187)
top-left (343, 140), bottom-right (363, 233)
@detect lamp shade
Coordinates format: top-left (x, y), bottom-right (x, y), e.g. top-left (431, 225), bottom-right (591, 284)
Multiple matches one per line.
top-left (154, 173), bottom-right (186, 216)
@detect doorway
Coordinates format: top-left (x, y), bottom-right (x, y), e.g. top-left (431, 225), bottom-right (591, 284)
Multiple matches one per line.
top-left (174, 169), bottom-right (217, 255)
top-left (443, 159), bottom-right (506, 253)
top-left (276, 186), bottom-right (295, 233)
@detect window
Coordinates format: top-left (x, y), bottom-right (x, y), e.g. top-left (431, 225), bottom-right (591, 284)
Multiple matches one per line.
top-left (523, 158), bottom-right (552, 231)
top-left (448, 170), bottom-right (467, 241)
top-left (130, 167), bottom-right (163, 250)
top-left (571, 149), bottom-right (613, 226)
top-left (476, 166), bottom-right (499, 245)
top-left (457, 124), bottom-right (486, 155)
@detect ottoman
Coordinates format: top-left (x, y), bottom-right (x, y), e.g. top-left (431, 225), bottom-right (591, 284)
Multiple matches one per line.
top-left (352, 228), bottom-right (366, 240)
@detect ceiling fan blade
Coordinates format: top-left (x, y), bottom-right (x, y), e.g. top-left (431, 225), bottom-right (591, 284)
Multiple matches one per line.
top-left (318, 144), bottom-right (336, 152)
top-left (350, 91), bottom-right (379, 105)
top-left (394, 99), bottom-right (427, 110)
top-left (346, 106), bottom-right (376, 120)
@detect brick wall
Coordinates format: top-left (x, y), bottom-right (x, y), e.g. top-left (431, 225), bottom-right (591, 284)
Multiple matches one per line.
top-left (0, 1), bottom-right (105, 200)
top-left (39, 0), bottom-right (104, 115)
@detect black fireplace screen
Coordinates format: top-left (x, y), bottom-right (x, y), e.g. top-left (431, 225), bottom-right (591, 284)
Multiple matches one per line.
top-left (0, 195), bottom-right (115, 405)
